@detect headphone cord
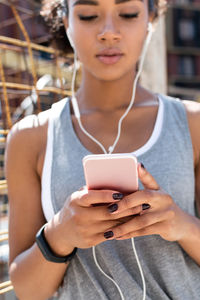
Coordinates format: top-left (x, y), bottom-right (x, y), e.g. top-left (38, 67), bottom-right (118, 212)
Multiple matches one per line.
top-left (70, 23), bottom-right (154, 299)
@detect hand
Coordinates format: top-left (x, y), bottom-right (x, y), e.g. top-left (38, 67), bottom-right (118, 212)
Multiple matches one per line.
top-left (105, 164), bottom-right (190, 242)
top-left (46, 188), bottom-right (127, 255)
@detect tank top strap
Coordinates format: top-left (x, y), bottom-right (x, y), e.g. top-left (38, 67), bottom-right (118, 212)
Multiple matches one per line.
top-left (41, 97), bottom-right (70, 221)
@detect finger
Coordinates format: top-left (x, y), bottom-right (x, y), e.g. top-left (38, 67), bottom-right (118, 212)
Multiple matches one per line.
top-left (96, 221), bottom-right (162, 244)
top-left (138, 163), bottom-right (160, 190)
top-left (93, 231), bottom-right (115, 246)
top-left (77, 204), bottom-right (142, 222)
top-left (108, 189), bottom-right (158, 214)
top-left (96, 220), bottom-right (126, 234)
top-left (80, 230), bottom-right (115, 248)
top-left (71, 189), bottom-right (124, 207)
top-left (115, 222), bottom-right (162, 240)
top-left (78, 185), bottom-right (87, 191)
top-left (109, 211), bottom-right (164, 239)
top-left (107, 204), bottom-right (142, 219)
top-left (85, 220), bottom-right (123, 235)
top-left (88, 220), bottom-right (124, 244)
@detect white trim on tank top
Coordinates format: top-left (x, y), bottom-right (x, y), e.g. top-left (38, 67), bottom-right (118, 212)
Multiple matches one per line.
top-left (41, 99), bottom-right (67, 221)
top-left (41, 95), bottom-right (164, 221)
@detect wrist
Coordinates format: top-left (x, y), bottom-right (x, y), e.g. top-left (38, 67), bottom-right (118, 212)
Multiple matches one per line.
top-left (36, 224), bottom-right (77, 263)
top-left (178, 214), bottom-right (200, 244)
top-left (44, 218), bottom-right (75, 257)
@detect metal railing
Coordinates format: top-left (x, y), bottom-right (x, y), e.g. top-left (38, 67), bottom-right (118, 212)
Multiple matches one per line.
top-left (0, 280), bottom-right (13, 295)
top-left (0, 231), bottom-right (13, 295)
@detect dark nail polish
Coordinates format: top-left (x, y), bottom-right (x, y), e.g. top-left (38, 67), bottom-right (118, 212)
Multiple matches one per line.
top-left (104, 231), bottom-right (114, 239)
top-left (142, 203), bottom-right (151, 210)
top-left (108, 203), bottom-right (118, 213)
top-left (141, 163), bottom-right (145, 169)
top-left (112, 193), bottom-right (124, 200)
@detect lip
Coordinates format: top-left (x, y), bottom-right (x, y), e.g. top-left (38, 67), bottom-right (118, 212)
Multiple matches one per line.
top-left (96, 48), bottom-right (124, 65)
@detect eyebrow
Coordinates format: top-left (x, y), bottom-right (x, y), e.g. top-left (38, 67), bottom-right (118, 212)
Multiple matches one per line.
top-left (73, 0), bottom-right (143, 6)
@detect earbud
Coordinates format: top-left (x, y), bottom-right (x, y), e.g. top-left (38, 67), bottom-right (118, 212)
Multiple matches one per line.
top-left (147, 22), bottom-right (153, 33)
top-left (66, 28), bottom-right (75, 50)
top-left (142, 22), bottom-right (153, 50)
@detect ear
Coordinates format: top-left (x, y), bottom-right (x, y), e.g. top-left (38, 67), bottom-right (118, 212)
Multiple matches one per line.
top-left (147, 22), bottom-right (153, 33)
top-left (62, 16), bottom-right (68, 29)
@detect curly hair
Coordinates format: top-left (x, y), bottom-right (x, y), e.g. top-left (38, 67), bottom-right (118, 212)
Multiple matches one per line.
top-left (41, 0), bottom-right (168, 53)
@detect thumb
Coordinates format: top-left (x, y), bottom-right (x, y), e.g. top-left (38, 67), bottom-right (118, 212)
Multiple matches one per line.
top-left (138, 163), bottom-right (160, 190)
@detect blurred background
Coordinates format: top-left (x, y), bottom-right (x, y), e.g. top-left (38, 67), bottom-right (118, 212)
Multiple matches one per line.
top-left (0, 0), bottom-right (200, 299)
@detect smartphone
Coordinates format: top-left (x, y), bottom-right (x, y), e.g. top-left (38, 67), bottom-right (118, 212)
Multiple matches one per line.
top-left (82, 154), bottom-right (138, 194)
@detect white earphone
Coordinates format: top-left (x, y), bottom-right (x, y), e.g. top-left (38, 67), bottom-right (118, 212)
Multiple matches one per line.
top-left (147, 21), bottom-right (153, 33)
top-left (66, 27), bottom-right (75, 49)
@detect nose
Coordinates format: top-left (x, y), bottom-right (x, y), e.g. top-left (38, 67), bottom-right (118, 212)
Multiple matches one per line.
top-left (97, 17), bottom-right (121, 43)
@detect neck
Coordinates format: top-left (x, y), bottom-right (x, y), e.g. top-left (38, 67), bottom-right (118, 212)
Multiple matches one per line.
top-left (76, 68), bottom-right (142, 114)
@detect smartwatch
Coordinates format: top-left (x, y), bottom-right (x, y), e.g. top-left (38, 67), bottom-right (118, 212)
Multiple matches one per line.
top-left (36, 224), bottom-right (77, 263)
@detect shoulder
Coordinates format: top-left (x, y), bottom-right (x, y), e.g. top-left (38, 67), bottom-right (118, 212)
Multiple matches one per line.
top-left (6, 97), bottom-right (69, 173)
top-left (182, 100), bottom-right (200, 140)
top-left (183, 99), bottom-right (200, 116)
top-left (182, 100), bottom-right (200, 166)
top-left (7, 109), bottom-right (50, 145)
top-left (5, 109), bottom-right (51, 171)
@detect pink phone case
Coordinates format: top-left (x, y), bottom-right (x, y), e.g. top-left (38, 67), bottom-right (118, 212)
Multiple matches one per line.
top-left (83, 154), bottom-right (138, 193)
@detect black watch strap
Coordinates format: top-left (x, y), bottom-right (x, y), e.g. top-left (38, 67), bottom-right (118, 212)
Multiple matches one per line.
top-left (36, 224), bottom-right (77, 263)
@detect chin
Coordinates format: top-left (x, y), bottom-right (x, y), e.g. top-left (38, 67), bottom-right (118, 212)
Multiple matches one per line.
top-left (82, 61), bottom-right (136, 82)
top-left (95, 74), bottom-right (122, 82)
top-left (94, 70), bottom-right (134, 82)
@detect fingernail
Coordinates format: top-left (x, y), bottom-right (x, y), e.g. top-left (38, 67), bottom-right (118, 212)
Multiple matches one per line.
top-left (112, 193), bottom-right (124, 200)
top-left (142, 203), bottom-right (151, 210)
top-left (104, 231), bottom-right (114, 239)
top-left (108, 203), bottom-right (118, 213)
top-left (141, 163), bottom-right (145, 169)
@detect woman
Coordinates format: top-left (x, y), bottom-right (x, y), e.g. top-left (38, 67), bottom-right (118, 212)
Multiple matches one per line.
top-left (5, 0), bottom-right (200, 299)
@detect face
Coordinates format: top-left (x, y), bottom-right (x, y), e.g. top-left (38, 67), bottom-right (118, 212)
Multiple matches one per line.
top-left (65, 0), bottom-right (151, 81)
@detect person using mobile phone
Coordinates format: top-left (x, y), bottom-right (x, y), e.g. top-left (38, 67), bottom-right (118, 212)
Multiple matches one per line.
top-left (5, 0), bottom-right (200, 299)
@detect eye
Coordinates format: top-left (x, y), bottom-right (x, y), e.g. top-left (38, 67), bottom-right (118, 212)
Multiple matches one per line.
top-left (78, 15), bottom-right (98, 21)
top-left (120, 12), bottom-right (139, 19)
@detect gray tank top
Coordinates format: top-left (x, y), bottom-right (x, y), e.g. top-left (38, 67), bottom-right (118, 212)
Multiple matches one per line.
top-left (41, 94), bottom-right (200, 300)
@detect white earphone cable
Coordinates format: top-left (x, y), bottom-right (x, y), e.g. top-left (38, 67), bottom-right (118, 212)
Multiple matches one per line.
top-left (92, 238), bottom-right (146, 300)
top-left (92, 246), bottom-right (125, 300)
top-left (108, 23), bottom-right (153, 154)
top-left (69, 23), bottom-right (154, 300)
top-left (70, 24), bottom-right (153, 155)
top-left (71, 54), bottom-right (107, 154)
top-left (131, 238), bottom-right (146, 300)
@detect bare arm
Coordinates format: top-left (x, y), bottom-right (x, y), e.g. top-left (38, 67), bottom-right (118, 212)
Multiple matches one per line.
top-left (183, 100), bottom-right (200, 217)
top-left (177, 162), bottom-right (200, 265)
top-left (177, 100), bottom-right (200, 264)
top-left (5, 116), bottom-right (70, 300)
top-left (5, 114), bottom-right (126, 300)
top-left (103, 100), bottom-right (200, 266)
top-left (195, 161), bottom-right (200, 217)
